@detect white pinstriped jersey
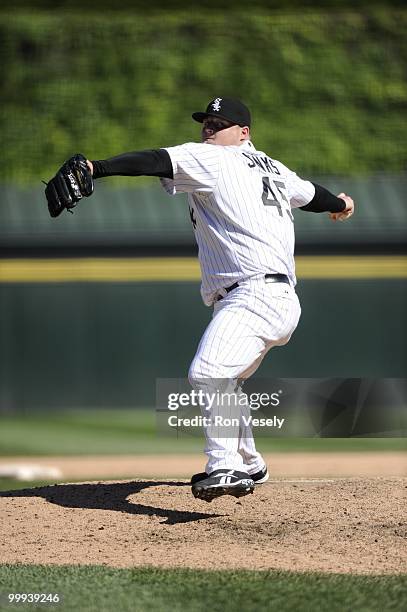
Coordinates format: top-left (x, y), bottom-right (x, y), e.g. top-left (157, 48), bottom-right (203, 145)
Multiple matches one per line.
top-left (161, 140), bottom-right (315, 306)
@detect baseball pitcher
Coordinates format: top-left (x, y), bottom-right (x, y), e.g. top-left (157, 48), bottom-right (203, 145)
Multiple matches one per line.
top-left (45, 97), bottom-right (354, 502)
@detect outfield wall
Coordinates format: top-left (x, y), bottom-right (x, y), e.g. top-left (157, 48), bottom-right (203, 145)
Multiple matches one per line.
top-left (1, 274), bottom-right (406, 411)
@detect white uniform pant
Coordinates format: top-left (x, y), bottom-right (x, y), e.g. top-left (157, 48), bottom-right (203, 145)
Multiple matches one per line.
top-left (188, 277), bottom-right (301, 474)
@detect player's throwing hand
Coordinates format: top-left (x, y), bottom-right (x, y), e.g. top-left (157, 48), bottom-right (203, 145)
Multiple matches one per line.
top-left (330, 193), bottom-right (355, 221)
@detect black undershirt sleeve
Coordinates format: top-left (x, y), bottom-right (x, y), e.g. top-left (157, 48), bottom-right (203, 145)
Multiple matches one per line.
top-left (91, 149), bottom-right (173, 180)
top-left (300, 182), bottom-right (346, 213)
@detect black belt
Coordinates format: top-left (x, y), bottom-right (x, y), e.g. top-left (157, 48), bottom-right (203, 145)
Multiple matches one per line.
top-left (216, 273), bottom-right (289, 301)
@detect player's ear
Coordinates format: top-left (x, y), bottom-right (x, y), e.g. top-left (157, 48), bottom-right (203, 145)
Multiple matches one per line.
top-left (240, 126), bottom-right (250, 140)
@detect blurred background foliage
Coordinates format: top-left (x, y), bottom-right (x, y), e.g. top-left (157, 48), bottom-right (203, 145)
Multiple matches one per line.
top-left (1, 6), bottom-right (406, 183)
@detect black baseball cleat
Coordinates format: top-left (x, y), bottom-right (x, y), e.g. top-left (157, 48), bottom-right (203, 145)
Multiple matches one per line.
top-left (190, 471), bottom-right (210, 485)
top-left (251, 465), bottom-right (269, 484)
top-left (191, 469), bottom-right (255, 502)
top-left (191, 465), bottom-right (269, 486)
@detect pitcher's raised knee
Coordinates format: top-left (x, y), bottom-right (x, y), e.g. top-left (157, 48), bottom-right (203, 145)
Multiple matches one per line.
top-left (188, 360), bottom-right (229, 388)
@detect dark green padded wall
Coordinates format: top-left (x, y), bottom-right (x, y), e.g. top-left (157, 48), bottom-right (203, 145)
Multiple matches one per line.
top-left (1, 279), bottom-right (405, 411)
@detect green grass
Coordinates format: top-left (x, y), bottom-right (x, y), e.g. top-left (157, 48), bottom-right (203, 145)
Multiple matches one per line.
top-left (0, 565), bottom-right (406, 612)
top-left (0, 410), bottom-right (202, 455)
top-left (0, 409), bottom-right (405, 456)
top-left (0, 479), bottom-right (58, 492)
top-left (0, 478), bottom-right (137, 493)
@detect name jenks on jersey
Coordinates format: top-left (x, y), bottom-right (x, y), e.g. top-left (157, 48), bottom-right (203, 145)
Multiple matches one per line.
top-left (242, 152), bottom-right (280, 175)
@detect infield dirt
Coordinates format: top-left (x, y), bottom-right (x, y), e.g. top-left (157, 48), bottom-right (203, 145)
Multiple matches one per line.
top-left (1, 472), bottom-right (406, 574)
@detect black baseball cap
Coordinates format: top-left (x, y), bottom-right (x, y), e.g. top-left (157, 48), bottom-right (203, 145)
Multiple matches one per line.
top-left (192, 97), bottom-right (251, 127)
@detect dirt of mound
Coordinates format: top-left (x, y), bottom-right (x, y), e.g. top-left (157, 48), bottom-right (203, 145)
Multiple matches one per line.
top-left (1, 477), bottom-right (406, 574)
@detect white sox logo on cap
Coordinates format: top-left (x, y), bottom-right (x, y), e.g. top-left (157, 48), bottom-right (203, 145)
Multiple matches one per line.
top-left (211, 98), bottom-right (222, 112)
top-left (192, 98), bottom-right (251, 126)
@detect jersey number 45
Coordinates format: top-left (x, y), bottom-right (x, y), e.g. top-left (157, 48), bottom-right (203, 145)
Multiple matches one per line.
top-left (262, 176), bottom-right (294, 222)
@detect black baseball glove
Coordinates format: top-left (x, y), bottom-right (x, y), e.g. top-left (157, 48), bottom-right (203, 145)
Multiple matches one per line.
top-left (44, 153), bottom-right (94, 218)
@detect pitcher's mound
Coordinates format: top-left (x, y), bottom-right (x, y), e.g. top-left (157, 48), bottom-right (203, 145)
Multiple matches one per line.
top-left (1, 477), bottom-right (405, 574)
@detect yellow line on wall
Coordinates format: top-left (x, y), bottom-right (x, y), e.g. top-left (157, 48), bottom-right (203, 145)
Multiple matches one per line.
top-left (0, 257), bottom-right (199, 283)
top-left (296, 256), bottom-right (407, 279)
top-left (0, 256), bottom-right (406, 283)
